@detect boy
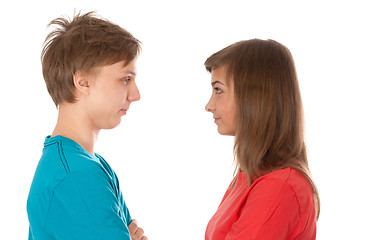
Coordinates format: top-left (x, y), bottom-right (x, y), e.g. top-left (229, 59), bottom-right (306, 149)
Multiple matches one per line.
top-left (27, 12), bottom-right (147, 240)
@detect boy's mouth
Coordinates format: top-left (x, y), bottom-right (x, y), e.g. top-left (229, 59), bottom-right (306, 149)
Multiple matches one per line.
top-left (120, 109), bottom-right (128, 115)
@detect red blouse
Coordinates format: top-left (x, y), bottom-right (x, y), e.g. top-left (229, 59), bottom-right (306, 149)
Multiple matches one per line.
top-left (205, 168), bottom-right (316, 240)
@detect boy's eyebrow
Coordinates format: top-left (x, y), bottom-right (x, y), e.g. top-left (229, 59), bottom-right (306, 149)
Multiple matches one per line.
top-left (125, 70), bottom-right (136, 76)
top-left (211, 80), bottom-right (225, 87)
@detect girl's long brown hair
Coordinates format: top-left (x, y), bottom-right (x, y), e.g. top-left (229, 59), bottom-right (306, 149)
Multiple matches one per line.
top-left (205, 39), bottom-right (320, 219)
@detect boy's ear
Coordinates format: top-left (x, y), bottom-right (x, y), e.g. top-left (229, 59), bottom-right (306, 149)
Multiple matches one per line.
top-left (73, 71), bottom-right (91, 95)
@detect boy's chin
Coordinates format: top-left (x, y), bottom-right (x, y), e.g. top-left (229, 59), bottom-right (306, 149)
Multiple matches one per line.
top-left (100, 119), bottom-right (122, 130)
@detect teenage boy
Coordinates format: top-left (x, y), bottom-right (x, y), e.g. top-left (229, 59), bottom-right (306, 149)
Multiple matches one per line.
top-left (27, 12), bottom-right (147, 240)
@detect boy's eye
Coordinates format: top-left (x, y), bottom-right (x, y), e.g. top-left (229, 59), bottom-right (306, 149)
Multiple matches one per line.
top-left (123, 76), bottom-right (131, 83)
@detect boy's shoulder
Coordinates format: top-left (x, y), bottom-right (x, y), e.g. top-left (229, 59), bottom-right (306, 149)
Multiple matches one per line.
top-left (41, 135), bottom-right (106, 174)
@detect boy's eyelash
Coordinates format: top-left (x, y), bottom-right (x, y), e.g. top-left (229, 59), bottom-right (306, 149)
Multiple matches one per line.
top-left (123, 76), bottom-right (131, 83)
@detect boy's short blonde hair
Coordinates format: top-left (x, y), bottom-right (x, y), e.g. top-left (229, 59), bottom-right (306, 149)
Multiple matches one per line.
top-left (41, 12), bottom-right (141, 107)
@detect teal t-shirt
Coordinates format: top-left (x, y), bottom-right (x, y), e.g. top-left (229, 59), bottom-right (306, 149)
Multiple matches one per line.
top-left (27, 135), bottom-right (132, 240)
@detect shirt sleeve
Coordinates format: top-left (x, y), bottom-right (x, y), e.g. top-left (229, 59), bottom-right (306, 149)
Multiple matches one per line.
top-left (225, 177), bottom-right (303, 240)
top-left (44, 167), bottom-right (131, 240)
top-left (119, 191), bottom-right (133, 226)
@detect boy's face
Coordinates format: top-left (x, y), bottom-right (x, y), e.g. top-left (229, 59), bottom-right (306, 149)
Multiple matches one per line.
top-left (84, 59), bottom-right (140, 130)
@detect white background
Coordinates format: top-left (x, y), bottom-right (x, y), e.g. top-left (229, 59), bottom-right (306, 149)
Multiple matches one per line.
top-left (0, 0), bottom-right (377, 239)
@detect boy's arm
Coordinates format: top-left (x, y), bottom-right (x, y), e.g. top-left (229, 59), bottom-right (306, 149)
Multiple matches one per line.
top-left (45, 168), bottom-right (132, 240)
top-left (118, 191), bottom-right (147, 240)
top-left (129, 220), bottom-right (148, 240)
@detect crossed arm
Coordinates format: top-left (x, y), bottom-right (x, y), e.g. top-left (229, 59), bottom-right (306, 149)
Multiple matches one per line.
top-left (129, 219), bottom-right (148, 240)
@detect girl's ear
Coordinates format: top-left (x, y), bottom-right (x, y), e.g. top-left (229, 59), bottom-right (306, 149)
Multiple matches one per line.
top-left (73, 71), bottom-right (91, 95)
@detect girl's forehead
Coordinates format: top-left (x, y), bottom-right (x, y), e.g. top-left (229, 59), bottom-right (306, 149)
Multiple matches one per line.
top-left (211, 65), bottom-right (234, 85)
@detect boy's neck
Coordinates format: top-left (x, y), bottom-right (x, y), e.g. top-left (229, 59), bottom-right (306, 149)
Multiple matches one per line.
top-left (51, 103), bottom-right (99, 155)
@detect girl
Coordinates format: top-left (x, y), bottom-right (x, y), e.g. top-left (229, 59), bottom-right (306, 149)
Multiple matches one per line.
top-left (204, 39), bottom-right (319, 239)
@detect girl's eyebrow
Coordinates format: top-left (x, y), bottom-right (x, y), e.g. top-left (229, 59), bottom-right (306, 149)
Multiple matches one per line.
top-left (211, 80), bottom-right (225, 87)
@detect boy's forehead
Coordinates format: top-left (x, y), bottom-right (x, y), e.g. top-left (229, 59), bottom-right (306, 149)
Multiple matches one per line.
top-left (122, 60), bottom-right (137, 75)
top-left (100, 59), bottom-right (137, 75)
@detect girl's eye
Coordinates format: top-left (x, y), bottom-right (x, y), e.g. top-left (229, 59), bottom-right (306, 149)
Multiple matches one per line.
top-left (214, 87), bottom-right (222, 94)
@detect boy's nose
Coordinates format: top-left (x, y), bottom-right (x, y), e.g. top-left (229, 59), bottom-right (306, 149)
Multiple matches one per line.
top-left (128, 83), bottom-right (141, 102)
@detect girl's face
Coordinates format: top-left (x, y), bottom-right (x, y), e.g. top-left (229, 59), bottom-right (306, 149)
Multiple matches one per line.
top-left (205, 65), bottom-right (236, 136)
